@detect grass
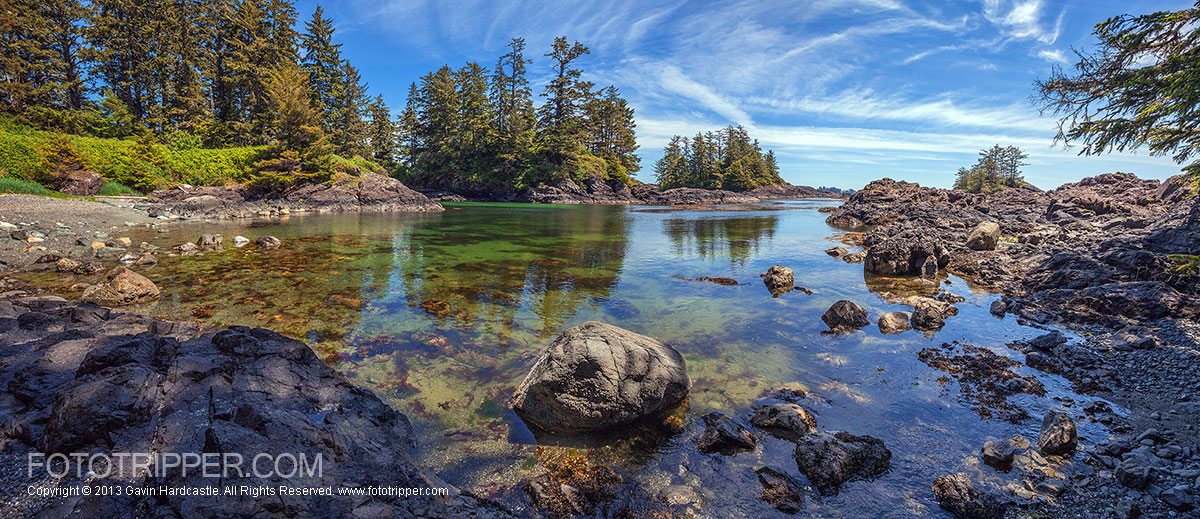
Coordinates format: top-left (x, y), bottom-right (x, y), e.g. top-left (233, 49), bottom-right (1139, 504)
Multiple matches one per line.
top-left (97, 180), bottom-right (140, 196)
top-left (0, 176), bottom-right (57, 196)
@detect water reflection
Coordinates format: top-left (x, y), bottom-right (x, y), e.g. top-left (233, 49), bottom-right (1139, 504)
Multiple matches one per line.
top-left (663, 215), bottom-right (778, 264)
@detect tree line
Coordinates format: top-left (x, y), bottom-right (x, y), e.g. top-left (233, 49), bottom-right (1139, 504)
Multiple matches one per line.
top-left (0, 1), bottom-right (638, 189)
top-left (653, 125), bottom-right (781, 192)
top-left (953, 145), bottom-right (1029, 193)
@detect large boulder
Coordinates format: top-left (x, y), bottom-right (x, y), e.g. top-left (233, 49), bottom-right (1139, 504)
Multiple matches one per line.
top-left (761, 265), bottom-right (795, 296)
top-left (822, 300), bottom-right (870, 331)
top-left (966, 221), bottom-right (1001, 251)
top-left (1037, 411), bottom-right (1077, 456)
top-left (932, 473), bottom-right (1007, 519)
top-left (793, 431), bottom-right (891, 495)
top-left (80, 267), bottom-right (160, 306)
top-left (256, 236), bottom-right (283, 250)
top-left (864, 230), bottom-right (950, 277)
top-left (512, 322), bottom-right (691, 431)
top-left (49, 169), bottom-right (104, 196)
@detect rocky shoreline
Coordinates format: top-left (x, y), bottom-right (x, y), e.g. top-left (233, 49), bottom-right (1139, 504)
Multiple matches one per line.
top-left (825, 172), bottom-right (1200, 517)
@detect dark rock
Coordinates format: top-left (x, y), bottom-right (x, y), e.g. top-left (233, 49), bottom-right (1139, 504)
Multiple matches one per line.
top-left (755, 467), bottom-right (805, 513)
top-left (825, 246), bottom-right (848, 257)
top-left (932, 473), bottom-right (1007, 519)
top-left (1117, 458), bottom-right (1152, 489)
top-left (909, 297), bottom-right (958, 331)
top-left (1037, 411), bottom-right (1078, 456)
top-left (512, 321), bottom-right (690, 431)
top-left (989, 300), bottom-right (1006, 317)
top-left (842, 251), bottom-right (866, 263)
top-left (981, 438), bottom-right (1016, 471)
top-left (750, 403), bottom-right (817, 441)
top-left (793, 431), bottom-right (891, 495)
top-left (877, 311), bottom-right (911, 334)
top-left (822, 300), bottom-right (869, 331)
top-left (696, 412), bottom-right (757, 455)
top-left (1029, 331), bottom-right (1067, 351)
top-left (863, 229), bottom-right (950, 277)
top-left (762, 265), bottom-right (795, 296)
top-left (48, 169), bottom-right (104, 196)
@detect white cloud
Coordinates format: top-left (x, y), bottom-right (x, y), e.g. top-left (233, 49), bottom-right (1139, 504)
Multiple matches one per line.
top-left (1036, 48), bottom-right (1069, 63)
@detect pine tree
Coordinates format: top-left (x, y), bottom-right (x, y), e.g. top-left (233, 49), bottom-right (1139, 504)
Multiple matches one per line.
top-left (255, 61), bottom-right (332, 187)
top-left (454, 61), bottom-right (492, 179)
top-left (366, 94), bottom-right (395, 167)
top-left (584, 85), bottom-right (638, 183)
top-left (40, 0), bottom-right (91, 112)
top-left (329, 60), bottom-right (368, 157)
top-left (414, 66), bottom-right (459, 184)
top-left (300, 5), bottom-right (343, 133)
top-left (397, 81), bottom-right (420, 168)
top-left (537, 36), bottom-right (592, 172)
top-left (89, 0), bottom-right (159, 123)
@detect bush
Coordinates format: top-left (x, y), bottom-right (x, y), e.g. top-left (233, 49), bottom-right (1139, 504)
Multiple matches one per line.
top-left (98, 181), bottom-right (140, 196)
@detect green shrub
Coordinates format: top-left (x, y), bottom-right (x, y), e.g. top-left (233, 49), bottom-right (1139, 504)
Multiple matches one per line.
top-left (98, 180), bottom-right (140, 196)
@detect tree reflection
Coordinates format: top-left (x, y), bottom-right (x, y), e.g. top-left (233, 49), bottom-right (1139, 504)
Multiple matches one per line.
top-left (663, 215), bottom-right (779, 264)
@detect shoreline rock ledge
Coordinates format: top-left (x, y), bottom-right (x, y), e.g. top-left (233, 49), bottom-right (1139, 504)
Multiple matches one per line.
top-left (512, 321), bottom-right (691, 431)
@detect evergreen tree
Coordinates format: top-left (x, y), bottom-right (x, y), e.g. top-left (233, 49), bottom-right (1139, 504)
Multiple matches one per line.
top-left (654, 125), bottom-right (781, 191)
top-left (366, 94), bottom-right (395, 167)
top-left (89, 0), bottom-right (158, 123)
top-left (300, 4), bottom-right (342, 132)
top-left (584, 85), bottom-right (639, 182)
top-left (413, 66), bottom-right (459, 184)
top-left (254, 61), bottom-right (332, 187)
top-left (397, 81), bottom-right (420, 168)
top-left (40, 0), bottom-right (91, 112)
top-left (490, 37), bottom-right (534, 180)
top-left (454, 61), bottom-right (493, 180)
top-left (329, 60), bottom-right (368, 157)
top-left (537, 36), bottom-right (592, 172)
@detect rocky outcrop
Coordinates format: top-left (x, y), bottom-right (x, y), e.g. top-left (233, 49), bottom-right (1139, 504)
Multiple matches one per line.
top-left (966, 221), bottom-right (1000, 251)
top-left (414, 179), bottom-right (835, 206)
top-left (863, 230), bottom-right (950, 277)
top-left (79, 267), bottom-right (160, 306)
top-left (144, 173), bottom-right (444, 219)
top-left (821, 300), bottom-right (870, 331)
top-left (0, 297), bottom-right (512, 519)
top-left (793, 431), bottom-right (891, 495)
top-left (511, 321), bottom-right (691, 431)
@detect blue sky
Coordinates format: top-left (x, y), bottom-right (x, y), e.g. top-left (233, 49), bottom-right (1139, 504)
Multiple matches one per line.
top-left (300, 0), bottom-right (1191, 190)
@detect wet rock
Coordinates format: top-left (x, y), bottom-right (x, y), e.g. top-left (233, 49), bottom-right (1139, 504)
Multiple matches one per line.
top-left (908, 297), bottom-right (958, 331)
top-left (512, 321), bottom-right (690, 431)
top-left (755, 467), bottom-right (805, 513)
top-left (989, 300), bottom-right (1006, 317)
top-left (842, 251), bottom-right (866, 264)
top-left (863, 229), bottom-right (950, 277)
top-left (761, 265), bottom-right (795, 296)
top-left (1037, 411), bottom-right (1078, 456)
top-left (825, 246), bottom-right (848, 258)
top-left (751, 403), bottom-right (817, 441)
top-left (232, 235), bottom-right (250, 247)
top-left (932, 473), bottom-right (1007, 519)
top-left (966, 221), bottom-right (1001, 251)
top-left (981, 437), bottom-right (1017, 471)
top-left (80, 267), bottom-right (161, 306)
top-left (173, 242), bottom-right (198, 255)
top-left (255, 236), bottom-right (282, 250)
top-left (793, 431), bottom-right (891, 495)
top-left (1028, 331), bottom-right (1067, 351)
top-left (1117, 458), bottom-right (1153, 489)
top-left (877, 311), bottom-right (912, 334)
top-left (696, 412), bottom-right (757, 455)
top-left (196, 233), bottom-right (223, 252)
top-left (54, 258), bottom-right (103, 275)
top-left (822, 300), bottom-right (869, 331)
top-left (1160, 485), bottom-right (1196, 511)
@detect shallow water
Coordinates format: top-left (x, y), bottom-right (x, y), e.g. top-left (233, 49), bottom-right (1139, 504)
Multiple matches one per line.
top-left (22, 200), bottom-right (1111, 517)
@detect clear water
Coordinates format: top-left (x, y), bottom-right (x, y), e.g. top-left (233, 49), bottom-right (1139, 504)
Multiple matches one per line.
top-left (22, 200), bottom-right (1107, 517)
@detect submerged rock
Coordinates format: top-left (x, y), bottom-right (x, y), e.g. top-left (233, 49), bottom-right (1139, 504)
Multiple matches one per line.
top-left (966, 221), bottom-right (1001, 251)
top-left (80, 267), bottom-right (160, 306)
top-left (761, 265), bottom-right (795, 296)
top-left (196, 233), bottom-right (223, 252)
top-left (908, 296), bottom-right (959, 331)
top-left (696, 412), bottom-right (757, 455)
top-left (755, 467), bottom-right (805, 513)
top-left (822, 300), bottom-right (869, 331)
top-left (877, 311), bottom-right (912, 334)
top-left (793, 431), bottom-right (891, 495)
top-left (751, 403), bottom-right (817, 441)
top-left (512, 321), bottom-right (690, 431)
top-left (255, 235), bottom-right (282, 250)
top-left (1037, 411), bottom-right (1078, 456)
top-left (932, 473), bottom-right (1007, 519)
top-left (825, 246), bottom-right (848, 258)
